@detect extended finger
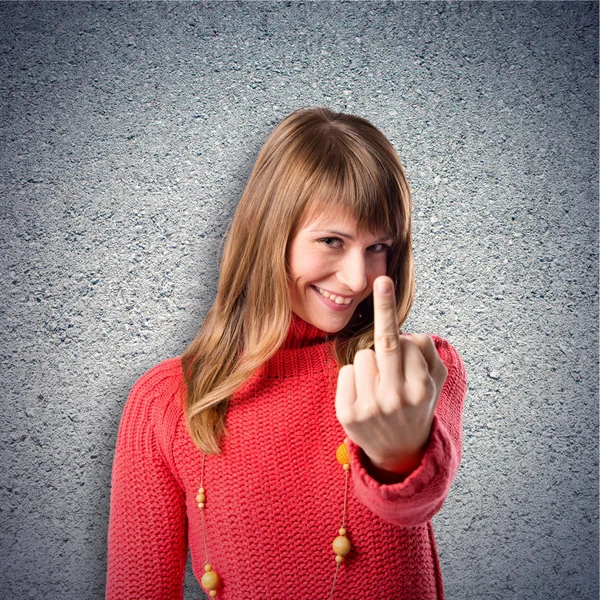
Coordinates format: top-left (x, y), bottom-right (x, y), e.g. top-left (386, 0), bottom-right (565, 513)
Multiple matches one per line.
top-left (373, 275), bottom-right (403, 389)
top-left (335, 364), bottom-right (357, 425)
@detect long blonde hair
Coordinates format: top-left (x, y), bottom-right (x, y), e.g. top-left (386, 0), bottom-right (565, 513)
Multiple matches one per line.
top-left (180, 107), bottom-right (415, 455)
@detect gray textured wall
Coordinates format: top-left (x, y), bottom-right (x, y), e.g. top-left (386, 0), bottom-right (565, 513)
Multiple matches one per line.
top-left (1, 2), bottom-right (597, 599)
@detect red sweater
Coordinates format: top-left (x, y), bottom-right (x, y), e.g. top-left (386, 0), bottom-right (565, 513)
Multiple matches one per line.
top-left (106, 313), bottom-right (467, 599)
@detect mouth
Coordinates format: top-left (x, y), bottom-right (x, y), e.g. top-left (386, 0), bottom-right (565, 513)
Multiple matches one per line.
top-left (311, 285), bottom-right (356, 309)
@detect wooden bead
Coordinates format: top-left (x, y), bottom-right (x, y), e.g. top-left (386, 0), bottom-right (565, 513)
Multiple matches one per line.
top-left (194, 436), bottom-right (358, 600)
top-left (201, 567), bottom-right (220, 591)
top-left (332, 535), bottom-right (351, 556)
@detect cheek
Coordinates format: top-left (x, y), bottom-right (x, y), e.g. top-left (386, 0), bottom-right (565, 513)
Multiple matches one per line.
top-left (368, 255), bottom-right (389, 277)
top-left (290, 249), bottom-right (325, 281)
top-left (286, 243), bottom-right (304, 279)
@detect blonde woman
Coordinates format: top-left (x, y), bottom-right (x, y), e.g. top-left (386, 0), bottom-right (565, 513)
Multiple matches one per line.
top-left (106, 107), bottom-right (467, 599)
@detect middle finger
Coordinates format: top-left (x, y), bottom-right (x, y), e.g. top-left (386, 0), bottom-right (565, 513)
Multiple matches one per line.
top-left (373, 275), bottom-right (403, 390)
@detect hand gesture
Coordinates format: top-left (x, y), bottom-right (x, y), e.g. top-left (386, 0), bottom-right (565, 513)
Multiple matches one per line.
top-left (335, 276), bottom-right (448, 474)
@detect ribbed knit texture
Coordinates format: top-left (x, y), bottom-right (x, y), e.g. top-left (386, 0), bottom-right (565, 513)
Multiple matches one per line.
top-left (106, 313), bottom-right (467, 600)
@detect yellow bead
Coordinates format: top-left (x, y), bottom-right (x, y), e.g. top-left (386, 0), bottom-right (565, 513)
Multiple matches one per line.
top-left (199, 487), bottom-right (205, 493)
top-left (196, 493), bottom-right (206, 503)
top-left (201, 569), bottom-right (220, 590)
top-left (343, 463), bottom-right (350, 471)
top-left (204, 564), bottom-right (213, 572)
top-left (339, 527), bottom-right (346, 536)
top-left (335, 555), bottom-right (344, 563)
top-left (336, 442), bottom-right (349, 465)
top-left (209, 592), bottom-right (217, 598)
top-left (332, 535), bottom-right (351, 556)
top-left (198, 502), bottom-right (205, 509)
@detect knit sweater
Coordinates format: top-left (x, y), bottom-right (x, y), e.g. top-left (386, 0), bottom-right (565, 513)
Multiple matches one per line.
top-left (106, 312), bottom-right (467, 600)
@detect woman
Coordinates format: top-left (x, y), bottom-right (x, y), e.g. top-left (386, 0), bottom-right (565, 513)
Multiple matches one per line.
top-left (105, 107), bottom-right (467, 599)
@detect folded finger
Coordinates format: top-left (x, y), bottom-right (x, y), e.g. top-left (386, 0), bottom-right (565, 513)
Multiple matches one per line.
top-left (407, 334), bottom-right (448, 386)
top-left (335, 364), bottom-right (357, 425)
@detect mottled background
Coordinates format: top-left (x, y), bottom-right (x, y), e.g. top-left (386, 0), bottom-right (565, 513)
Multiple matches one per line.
top-left (1, 1), bottom-right (597, 599)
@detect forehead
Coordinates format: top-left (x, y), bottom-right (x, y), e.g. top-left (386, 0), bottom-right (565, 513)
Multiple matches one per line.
top-left (300, 203), bottom-right (383, 237)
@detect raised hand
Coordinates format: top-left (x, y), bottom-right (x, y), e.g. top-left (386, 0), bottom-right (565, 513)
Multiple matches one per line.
top-left (335, 276), bottom-right (448, 476)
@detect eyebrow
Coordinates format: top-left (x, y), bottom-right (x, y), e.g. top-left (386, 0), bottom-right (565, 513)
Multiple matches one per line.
top-left (310, 229), bottom-right (393, 243)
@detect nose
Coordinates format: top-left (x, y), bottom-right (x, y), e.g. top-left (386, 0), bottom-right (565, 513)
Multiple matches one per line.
top-left (336, 251), bottom-right (368, 294)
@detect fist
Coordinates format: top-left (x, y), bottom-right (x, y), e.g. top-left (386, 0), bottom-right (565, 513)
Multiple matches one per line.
top-left (335, 276), bottom-right (448, 473)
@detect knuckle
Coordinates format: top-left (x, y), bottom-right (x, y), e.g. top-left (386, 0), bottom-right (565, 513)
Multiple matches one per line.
top-left (424, 376), bottom-right (436, 397)
top-left (354, 348), bottom-right (374, 363)
top-left (407, 375), bottom-right (434, 403)
top-left (336, 409), bottom-right (353, 426)
top-left (350, 404), bottom-right (371, 423)
top-left (381, 395), bottom-right (402, 415)
top-left (439, 362), bottom-right (448, 381)
top-left (412, 333), bottom-right (432, 350)
top-left (355, 348), bottom-right (373, 357)
top-left (340, 363), bottom-right (354, 375)
top-left (417, 333), bottom-right (432, 344)
top-left (376, 333), bottom-right (400, 352)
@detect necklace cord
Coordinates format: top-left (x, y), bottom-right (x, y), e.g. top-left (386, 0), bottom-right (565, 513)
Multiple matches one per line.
top-left (196, 339), bottom-right (352, 599)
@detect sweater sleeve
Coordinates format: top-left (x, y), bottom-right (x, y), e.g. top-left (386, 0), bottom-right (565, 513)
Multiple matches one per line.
top-left (105, 362), bottom-right (188, 599)
top-left (346, 335), bottom-right (467, 528)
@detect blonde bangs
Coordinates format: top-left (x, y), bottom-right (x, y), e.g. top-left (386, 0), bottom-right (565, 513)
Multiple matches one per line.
top-left (288, 128), bottom-right (409, 246)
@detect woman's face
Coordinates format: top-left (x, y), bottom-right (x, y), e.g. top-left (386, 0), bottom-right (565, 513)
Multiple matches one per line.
top-left (286, 207), bottom-right (393, 333)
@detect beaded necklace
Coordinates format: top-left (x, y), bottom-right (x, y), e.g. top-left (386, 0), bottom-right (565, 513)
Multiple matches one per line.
top-left (195, 438), bottom-right (351, 599)
top-left (193, 329), bottom-right (353, 599)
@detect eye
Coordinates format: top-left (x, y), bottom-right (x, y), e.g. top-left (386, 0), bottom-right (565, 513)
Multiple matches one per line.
top-left (369, 243), bottom-right (392, 253)
top-left (318, 238), bottom-right (392, 253)
top-left (319, 237), bottom-right (343, 249)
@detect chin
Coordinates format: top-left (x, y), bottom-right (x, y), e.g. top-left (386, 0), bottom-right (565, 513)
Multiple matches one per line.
top-left (315, 313), bottom-right (354, 334)
top-left (320, 322), bottom-right (346, 334)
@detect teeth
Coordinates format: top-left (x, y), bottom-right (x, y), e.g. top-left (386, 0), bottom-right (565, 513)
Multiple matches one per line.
top-left (315, 286), bottom-right (352, 305)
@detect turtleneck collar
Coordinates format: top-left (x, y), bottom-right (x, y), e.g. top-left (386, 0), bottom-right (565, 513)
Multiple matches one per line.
top-left (255, 312), bottom-right (335, 379)
top-left (281, 311), bottom-right (331, 350)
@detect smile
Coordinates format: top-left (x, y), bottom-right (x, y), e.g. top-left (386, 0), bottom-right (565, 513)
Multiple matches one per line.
top-left (312, 285), bottom-right (355, 308)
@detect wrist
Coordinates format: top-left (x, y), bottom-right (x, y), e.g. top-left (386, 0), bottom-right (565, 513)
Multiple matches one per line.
top-left (366, 446), bottom-right (427, 482)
